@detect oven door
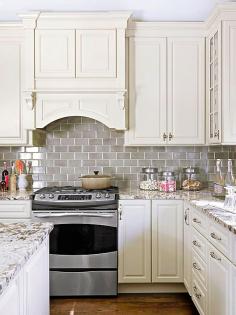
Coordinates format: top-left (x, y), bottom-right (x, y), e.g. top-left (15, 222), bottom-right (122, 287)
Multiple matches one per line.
top-left (33, 210), bottom-right (117, 269)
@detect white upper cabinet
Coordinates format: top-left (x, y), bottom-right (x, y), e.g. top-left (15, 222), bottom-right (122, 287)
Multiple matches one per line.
top-left (76, 30), bottom-right (116, 78)
top-left (125, 25), bottom-right (205, 146)
top-left (0, 25), bottom-right (40, 146)
top-left (167, 37), bottom-right (205, 145)
top-left (35, 30), bottom-right (75, 78)
top-left (125, 37), bottom-right (167, 145)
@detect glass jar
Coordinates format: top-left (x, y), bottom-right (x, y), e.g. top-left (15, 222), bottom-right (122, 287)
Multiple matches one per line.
top-left (139, 167), bottom-right (159, 190)
top-left (159, 171), bottom-right (176, 192)
top-left (182, 167), bottom-right (202, 191)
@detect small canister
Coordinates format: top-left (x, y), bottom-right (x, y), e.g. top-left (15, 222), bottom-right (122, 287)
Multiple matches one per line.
top-left (182, 167), bottom-right (202, 191)
top-left (159, 171), bottom-right (176, 192)
top-left (139, 167), bottom-right (159, 190)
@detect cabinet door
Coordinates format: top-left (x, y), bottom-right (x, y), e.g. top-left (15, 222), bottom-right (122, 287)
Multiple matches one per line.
top-left (167, 37), bottom-right (205, 145)
top-left (207, 25), bottom-right (222, 144)
top-left (24, 239), bottom-right (49, 315)
top-left (118, 200), bottom-right (151, 283)
top-left (0, 278), bottom-right (21, 315)
top-left (76, 30), bottom-right (116, 78)
top-left (0, 30), bottom-right (33, 145)
top-left (231, 264), bottom-right (236, 315)
top-left (35, 30), bottom-right (75, 78)
top-left (183, 204), bottom-right (192, 295)
top-left (152, 200), bottom-right (183, 282)
top-left (125, 37), bottom-right (167, 145)
top-left (208, 244), bottom-right (230, 315)
top-left (0, 200), bottom-right (31, 218)
top-left (222, 21), bottom-right (236, 144)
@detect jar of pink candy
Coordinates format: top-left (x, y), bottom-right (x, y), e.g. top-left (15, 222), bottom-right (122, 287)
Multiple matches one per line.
top-left (158, 171), bottom-right (176, 192)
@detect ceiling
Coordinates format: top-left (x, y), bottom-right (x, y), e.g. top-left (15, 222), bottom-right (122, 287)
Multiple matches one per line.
top-left (0, 0), bottom-right (234, 21)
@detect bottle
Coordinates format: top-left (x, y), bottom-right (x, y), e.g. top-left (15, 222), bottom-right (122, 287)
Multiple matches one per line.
top-left (213, 159), bottom-right (225, 195)
top-left (2, 162), bottom-right (9, 190)
top-left (0, 175), bottom-right (6, 192)
top-left (225, 159), bottom-right (235, 186)
top-left (9, 162), bottom-right (17, 193)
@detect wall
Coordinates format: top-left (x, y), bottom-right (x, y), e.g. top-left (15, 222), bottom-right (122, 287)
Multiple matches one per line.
top-left (0, 0), bottom-right (232, 21)
top-left (0, 117), bottom-right (235, 190)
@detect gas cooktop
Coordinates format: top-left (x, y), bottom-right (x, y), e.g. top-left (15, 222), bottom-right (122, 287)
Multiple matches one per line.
top-left (33, 186), bottom-right (119, 203)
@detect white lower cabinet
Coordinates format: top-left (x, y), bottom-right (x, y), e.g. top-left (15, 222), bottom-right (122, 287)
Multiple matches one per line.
top-left (183, 204), bottom-right (192, 295)
top-left (0, 200), bottom-right (31, 219)
top-left (118, 199), bottom-right (183, 284)
top-left (0, 239), bottom-right (49, 315)
top-left (118, 200), bottom-right (151, 283)
top-left (208, 244), bottom-right (231, 315)
top-left (152, 200), bottom-right (183, 282)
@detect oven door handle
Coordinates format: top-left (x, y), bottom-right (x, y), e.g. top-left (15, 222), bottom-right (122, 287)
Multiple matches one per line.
top-left (34, 212), bottom-right (115, 218)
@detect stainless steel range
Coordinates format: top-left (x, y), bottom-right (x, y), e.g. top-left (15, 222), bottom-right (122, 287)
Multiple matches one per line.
top-left (32, 186), bottom-right (118, 297)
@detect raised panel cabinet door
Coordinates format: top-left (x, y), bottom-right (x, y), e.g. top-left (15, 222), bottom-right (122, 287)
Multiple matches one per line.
top-left (35, 30), bottom-right (75, 78)
top-left (24, 239), bottom-right (49, 315)
top-left (208, 244), bottom-right (230, 315)
top-left (167, 37), bottom-right (205, 145)
top-left (125, 37), bottom-right (167, 145)
top-left (152, 200), bottom-right (184, 282)
top-left (118, 200), bottom-right (151, 283)
top-left (222, 21), bottom-right (236, 144)
top-left (76, 30), bottom-right (116, 78)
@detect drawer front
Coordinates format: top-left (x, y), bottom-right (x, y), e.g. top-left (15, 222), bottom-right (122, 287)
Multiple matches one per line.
top-left (208, 223), bottom-right (230, 257)
top-left (192, 277), bottom-right (207, 315)
top-left (0, 200), bottom-right (31, 218)
top-left (192, 249), bottom-right (207, 288)
top-left (191, 208), bottom-right (208, 236)
top-left (192, 228), bottom-right (207, 261)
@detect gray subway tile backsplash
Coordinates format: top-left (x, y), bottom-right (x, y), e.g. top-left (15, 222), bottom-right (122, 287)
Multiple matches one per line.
top-left (0, 117), bottom-right (235, 189)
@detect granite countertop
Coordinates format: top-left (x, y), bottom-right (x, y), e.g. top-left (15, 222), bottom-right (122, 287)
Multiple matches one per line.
top-left (120, 188), bottom-right (236, 235)
top-left (0, 221), bottom-right (53, 296)
top-left (0, 190), bottom-right (33, 201)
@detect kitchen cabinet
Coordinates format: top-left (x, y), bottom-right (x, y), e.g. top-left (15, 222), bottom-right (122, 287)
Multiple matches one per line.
top-left (118, 200), bottom-right (151, 283)
top-left (24, 239), bottom-right (49, 315)
top-left (0, 200), bottom-right (31, 219)
top-left (208, 244), bottom-right (231, 315)
top-left (0, 25), bottom-right (38, 146)
top-left (125, 31), bottom-right (205, 146)
top-left (152, 200), bottom-right (183, 282)
top-left (118, 199), bottom-right (184, 284)
top-left (0, 238), bottom-right (49, 315)
top-left (183, 204), bottom-right (192, 295)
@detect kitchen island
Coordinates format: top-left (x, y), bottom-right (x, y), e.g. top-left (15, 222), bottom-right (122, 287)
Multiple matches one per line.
top-left (0, 221), bottom-right (53, 315)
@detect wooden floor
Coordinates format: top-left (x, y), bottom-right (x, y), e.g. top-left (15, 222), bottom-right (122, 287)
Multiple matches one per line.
top-left (50, 293), bottom-right (199, 315)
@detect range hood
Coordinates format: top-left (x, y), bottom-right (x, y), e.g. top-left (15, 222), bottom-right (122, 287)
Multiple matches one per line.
top-left (21, 11), bottom-right (131, 130)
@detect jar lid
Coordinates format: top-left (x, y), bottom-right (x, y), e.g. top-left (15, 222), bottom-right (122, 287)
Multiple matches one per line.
top-left (141, 167), bottom-right (158, 173)
top-left (159, 171), bottom-right (175, 176)
top-left (183, 167), bottom-right (199, 174)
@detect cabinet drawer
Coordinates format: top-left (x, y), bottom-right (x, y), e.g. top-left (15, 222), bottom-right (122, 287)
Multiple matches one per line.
top-left (191, 208), bottom-right (208, 236)
top-left (192, 249), bottom-right (207, 289)
top-left (192, 277), bottom-right (207, 315)
top-left (192, 228), bottom-right (207, 261)
top-left (0, 200), bottom-right (31, 218)
top-left (208, 222), bottom-right (230, 257)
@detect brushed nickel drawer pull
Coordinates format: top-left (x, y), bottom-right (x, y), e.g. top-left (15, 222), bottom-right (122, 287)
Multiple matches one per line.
top-left (210, 232), bottom-right (222, 241)
top-left (210, 251), bottom-right (221, 261)
top-left (193, 218), bottom-right (201, 224)
top-left (193, 262), bottom-right (201, 271)
top-left (192, 240), bottom-right (201, 247)
top-left (168, 132), bottom-right (173, 141)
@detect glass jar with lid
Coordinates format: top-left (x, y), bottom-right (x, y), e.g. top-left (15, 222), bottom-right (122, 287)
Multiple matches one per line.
top-left (139, 167), bottom-right (159, 190)
top-left (182, 167), bottom-right (202, 191)
top-left (159, 171), bottom-right (176, 192)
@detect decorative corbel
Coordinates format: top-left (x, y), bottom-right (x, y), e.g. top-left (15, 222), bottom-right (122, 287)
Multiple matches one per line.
top-left (117, 91), bottom-right (126, 111)
top-left (25, 92), bottom-right (37, 110)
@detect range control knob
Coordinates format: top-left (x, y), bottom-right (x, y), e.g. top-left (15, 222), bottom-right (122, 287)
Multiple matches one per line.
top-left (48, 194), bottom-right (54, 199)
top-left (95, 193), bottom-right (102, 199)
top-left (39, 194), bottom-right (46, 199)
top-left (105, 193), bottom-right (110, 199)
